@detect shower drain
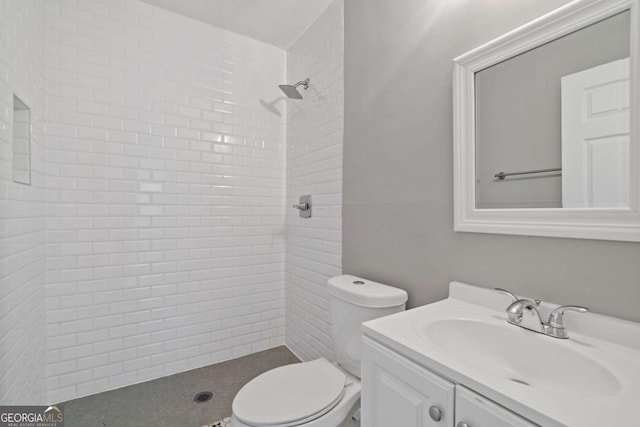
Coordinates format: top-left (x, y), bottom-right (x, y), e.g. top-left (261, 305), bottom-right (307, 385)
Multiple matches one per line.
top-left (194, 391), bottom-right (213, 403)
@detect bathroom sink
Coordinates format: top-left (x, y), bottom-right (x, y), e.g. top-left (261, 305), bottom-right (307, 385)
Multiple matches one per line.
top-left (363, 281), bottom-right (640, 426)
top-left (422, 319), bottom-right (621, 398)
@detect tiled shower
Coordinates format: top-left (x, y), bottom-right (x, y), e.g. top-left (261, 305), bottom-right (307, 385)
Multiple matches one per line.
top-left (0, 0), bottom-right (343, 405)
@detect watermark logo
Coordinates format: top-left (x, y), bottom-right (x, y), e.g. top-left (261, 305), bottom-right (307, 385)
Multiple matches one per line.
top-left (0, 405), bottom-right (63, 427)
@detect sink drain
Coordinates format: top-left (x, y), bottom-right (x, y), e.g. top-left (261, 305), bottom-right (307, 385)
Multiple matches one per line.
top-left (510, 378), bottom-right (530, 386)
top-left (194, 391), bottom-right (213, 403)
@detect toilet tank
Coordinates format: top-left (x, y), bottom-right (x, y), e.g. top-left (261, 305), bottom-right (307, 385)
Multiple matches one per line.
top-left (327, 275), bottom-right (408, 378)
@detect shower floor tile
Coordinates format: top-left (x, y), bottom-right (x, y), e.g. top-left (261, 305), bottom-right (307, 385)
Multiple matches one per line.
top-left (60, 346), bottom-right (299, 427)
top-left (204, 417), bottom-right (231, 427)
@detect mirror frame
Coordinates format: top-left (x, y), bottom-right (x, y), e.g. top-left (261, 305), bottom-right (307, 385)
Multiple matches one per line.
top-left (453, 0), bottom-right (640, 242)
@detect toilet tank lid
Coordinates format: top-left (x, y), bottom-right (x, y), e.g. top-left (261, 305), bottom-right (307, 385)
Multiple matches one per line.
top-left (327, 275), bottom-right (408, 308)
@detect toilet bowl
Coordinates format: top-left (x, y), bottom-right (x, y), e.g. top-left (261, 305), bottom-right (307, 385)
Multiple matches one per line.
top-left (231, 359), bottom-right (360, 427)
top-left (230, 275), bottom-right (407, 427)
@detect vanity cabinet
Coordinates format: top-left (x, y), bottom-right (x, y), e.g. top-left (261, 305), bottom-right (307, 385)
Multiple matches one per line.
top-left (455, 386), bottom-right (537, 427)
top-left (362, 337), bottom-right (538, 427)
top-left (361, 337), bottom-right (455, 426)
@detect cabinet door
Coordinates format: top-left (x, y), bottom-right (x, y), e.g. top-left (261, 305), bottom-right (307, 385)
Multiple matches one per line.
top-left (362, 336), bottom-right (455, 427)
top-left (455, 386), bottom-right (539, 427)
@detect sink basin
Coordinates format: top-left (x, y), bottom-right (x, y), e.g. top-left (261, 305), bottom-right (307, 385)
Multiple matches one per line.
top-left (423, 319), bottom-right (621, 398)
top-left (363, 282), bottom-right (640, 426)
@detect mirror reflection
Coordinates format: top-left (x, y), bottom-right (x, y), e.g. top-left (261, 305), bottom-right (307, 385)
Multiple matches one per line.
top-left (475, 11), bottom-right (630, 209)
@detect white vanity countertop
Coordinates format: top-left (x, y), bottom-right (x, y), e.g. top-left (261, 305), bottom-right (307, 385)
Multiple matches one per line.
top-left (362, 282), bottom-right (640, 427)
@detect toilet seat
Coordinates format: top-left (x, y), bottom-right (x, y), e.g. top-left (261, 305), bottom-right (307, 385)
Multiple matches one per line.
top-left (232, 358), bottom-right (347, 427)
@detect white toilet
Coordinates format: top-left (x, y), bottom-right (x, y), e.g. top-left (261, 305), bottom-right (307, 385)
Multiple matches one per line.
top-left (231, 275), bottom-right (408, 427)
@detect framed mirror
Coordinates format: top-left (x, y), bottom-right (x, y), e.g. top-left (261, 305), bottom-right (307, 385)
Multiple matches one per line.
top-left (453, 0), bottom-right (640, 241)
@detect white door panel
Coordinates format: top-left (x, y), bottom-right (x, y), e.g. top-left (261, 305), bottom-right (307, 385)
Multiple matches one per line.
top-left (562, 58), bottom-right (630, 208)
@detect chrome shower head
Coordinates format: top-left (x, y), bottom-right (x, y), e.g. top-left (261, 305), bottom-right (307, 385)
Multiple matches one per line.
top-left (279, 78), bottom-right (310, 99)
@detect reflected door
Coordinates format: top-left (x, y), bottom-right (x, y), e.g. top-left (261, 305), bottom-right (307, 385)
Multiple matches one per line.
top-left (561, 58), bottom-right (630, 208)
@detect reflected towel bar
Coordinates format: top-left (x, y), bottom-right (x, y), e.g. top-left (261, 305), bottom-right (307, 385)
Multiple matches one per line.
top-left (494, 168), bottom-right (562, 180)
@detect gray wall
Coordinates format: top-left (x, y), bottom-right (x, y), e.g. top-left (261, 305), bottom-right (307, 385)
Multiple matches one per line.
top-left (476, 12), bottom-right (630, 209)
top-left (343, 0), bottom-right (640, 322)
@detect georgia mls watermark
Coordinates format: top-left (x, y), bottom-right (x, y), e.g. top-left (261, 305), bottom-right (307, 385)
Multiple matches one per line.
top-left (0, 405), bottom-right (63, 427)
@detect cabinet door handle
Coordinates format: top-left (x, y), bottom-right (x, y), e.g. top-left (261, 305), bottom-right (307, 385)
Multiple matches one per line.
top-left (457, 422), bottom-right (470, 427)
top-left (428, 405), bottom-right (442, 421)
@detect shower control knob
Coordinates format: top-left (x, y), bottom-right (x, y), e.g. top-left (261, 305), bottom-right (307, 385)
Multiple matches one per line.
top-left (428, 406), bottom-right (442, 422)
top-left (292, 195), bottom-right (312, 218)
top-left (457, 423), bottom-right (470, 427)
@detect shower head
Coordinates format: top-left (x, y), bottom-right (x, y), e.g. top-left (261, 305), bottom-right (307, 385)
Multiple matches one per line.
top-left (279, 78), bottom-right (310, 99)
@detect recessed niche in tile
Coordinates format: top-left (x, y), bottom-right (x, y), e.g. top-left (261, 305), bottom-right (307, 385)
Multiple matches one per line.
top-left (13, 95), bottom-right (31, 185)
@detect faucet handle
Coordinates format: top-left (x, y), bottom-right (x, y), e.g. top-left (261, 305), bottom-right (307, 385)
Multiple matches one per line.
top-left (495, 288), bottom-right (518, 302)
top-left (548, 305), bottom-right (588, 327)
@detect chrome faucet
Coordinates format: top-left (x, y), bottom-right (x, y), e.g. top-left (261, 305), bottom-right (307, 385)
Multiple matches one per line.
top-left (495, 288), bottom-right (588, 339)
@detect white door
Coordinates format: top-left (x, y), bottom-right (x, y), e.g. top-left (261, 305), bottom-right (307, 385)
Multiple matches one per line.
top-left (361, 337), bottom-right (455, 427)
top-left (561, 58), bottom-right (630, 208)
top-left (455, 386), bottom-right (538, 427)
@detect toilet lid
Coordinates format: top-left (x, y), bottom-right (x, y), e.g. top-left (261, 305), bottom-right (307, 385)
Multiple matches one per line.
top-left (233, 358), bottom-right (347, 426)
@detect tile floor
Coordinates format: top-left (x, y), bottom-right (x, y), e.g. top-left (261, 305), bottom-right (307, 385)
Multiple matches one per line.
top-left (60, 346), bottom-right (299, 427)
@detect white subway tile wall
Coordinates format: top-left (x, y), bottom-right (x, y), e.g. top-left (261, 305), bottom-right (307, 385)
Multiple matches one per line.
top-left (44, 0), bottom-right (287, 402)
top-left (0, 0), bottom-right (48, 405)
top-left (285, 0), bottom-right (344, 361)
top-left (0, 0), bottom-right (345, 404)
top-left (12, 104), bottom-right (32, 185)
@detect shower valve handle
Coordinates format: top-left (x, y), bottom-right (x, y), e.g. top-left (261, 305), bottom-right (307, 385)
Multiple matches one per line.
top-left (292, 195), bottom-right (312, 218)
top-left (292, 203), bottom-right (309, 211)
